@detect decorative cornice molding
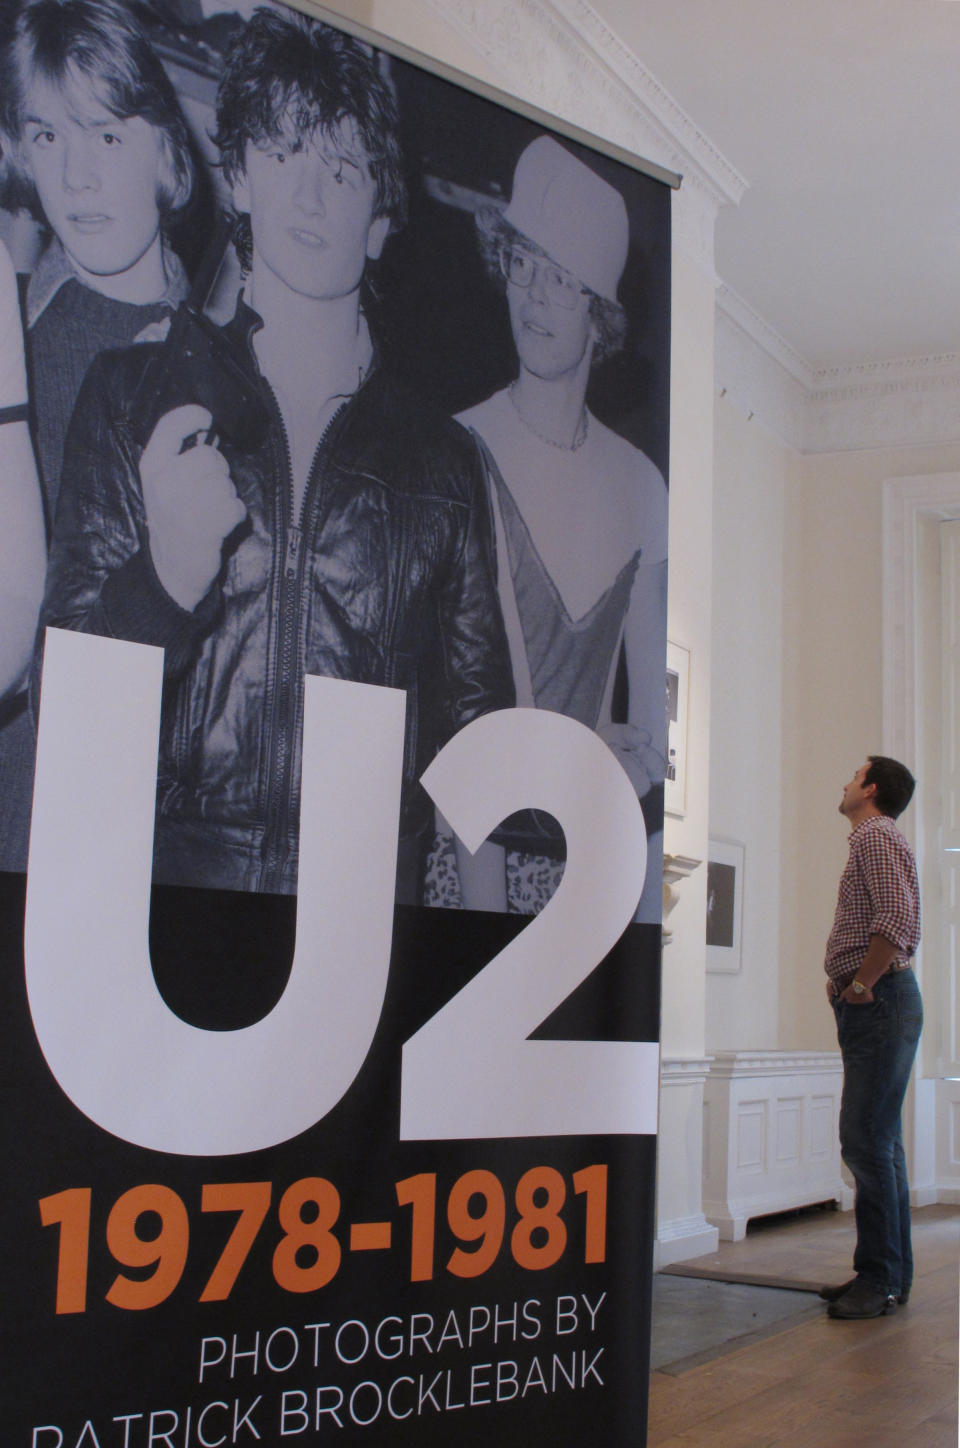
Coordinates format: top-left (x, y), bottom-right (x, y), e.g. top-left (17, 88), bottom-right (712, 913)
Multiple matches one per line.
top-left (807, 356), bottom-right (960, 454)
top-left (717, 285), bottom-right (813, 389)
top-left (717, 296), bottom-right (960, 454)
top-left (815, 353), bottom-right (960, 390)
top-left (420, 0), bottom-right (746, 275)
top-left (546, 0), bottom-right (748, 206)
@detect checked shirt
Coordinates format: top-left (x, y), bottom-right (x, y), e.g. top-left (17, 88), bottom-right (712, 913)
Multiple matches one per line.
top-left (824, 814), bottom-right (920, 988)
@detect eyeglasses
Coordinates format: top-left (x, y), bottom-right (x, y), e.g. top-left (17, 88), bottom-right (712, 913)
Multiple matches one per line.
top-left (498, 246), bottom-right (588, 310)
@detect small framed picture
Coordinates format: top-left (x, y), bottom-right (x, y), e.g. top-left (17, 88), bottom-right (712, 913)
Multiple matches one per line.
top-left (665, 640), bottom-right (689, 817)
top-left (706, 839), bottom-right (744, 974)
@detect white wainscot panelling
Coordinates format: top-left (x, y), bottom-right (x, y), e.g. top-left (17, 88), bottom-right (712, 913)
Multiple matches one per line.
top-left (703, 1051), bottom-right (853, 1241)
top-left (934, 1079), bottom-right (960, 1203)
top-left (655, 1059), bottom-right (720, 1267)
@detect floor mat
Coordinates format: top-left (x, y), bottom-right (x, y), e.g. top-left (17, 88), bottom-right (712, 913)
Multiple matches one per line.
top-left (650, 1275), bottom-right (823, 1375)
top-left (661, 1261), bottom-right (826, 1293)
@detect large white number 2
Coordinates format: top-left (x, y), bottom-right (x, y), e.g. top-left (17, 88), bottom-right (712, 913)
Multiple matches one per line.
top-left (404, 710), bottom-right (657, 1139)
top-left (24, 629), bottom-right (657, 1156)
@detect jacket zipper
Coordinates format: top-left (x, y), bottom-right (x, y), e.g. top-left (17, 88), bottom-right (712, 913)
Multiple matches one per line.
top-left (259, 385), bottom-right (349, 891)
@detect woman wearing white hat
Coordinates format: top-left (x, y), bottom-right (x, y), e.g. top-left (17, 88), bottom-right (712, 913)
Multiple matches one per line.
top-left (429, 135), bottom-right (668, 917)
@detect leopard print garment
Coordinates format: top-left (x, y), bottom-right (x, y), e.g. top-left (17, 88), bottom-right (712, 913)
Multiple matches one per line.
top-left (423, 831), bottom-right (565, 915)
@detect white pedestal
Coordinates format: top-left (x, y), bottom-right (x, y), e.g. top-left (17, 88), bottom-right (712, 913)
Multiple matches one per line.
top-left (655, 1058), bottom-right (720, 1266)
top-left (703, 1050), bottom-right (853, 1241)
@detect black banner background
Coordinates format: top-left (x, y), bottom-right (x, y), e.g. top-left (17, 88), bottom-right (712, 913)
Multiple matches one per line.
top-left (1, 5), bottom-right (670, 1442)
top-left (2, 874), bottom-right (660, 1444)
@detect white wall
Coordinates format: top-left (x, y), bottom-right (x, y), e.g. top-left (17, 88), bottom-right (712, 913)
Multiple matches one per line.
top-left (779, 440), bottom-right (960, 1052)
top-left (706, 396), bottom-right (791, 1051)
top-left (655, 252), bottom-right (719, 1263)
top-left (660, 254), bottom-right (715, 1062)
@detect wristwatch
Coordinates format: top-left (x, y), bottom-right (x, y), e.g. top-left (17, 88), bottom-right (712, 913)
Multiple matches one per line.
top-left (850, 979), bottom-right (868, 996)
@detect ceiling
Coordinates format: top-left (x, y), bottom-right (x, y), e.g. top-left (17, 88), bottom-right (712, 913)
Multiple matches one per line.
top-left (591, 0), bottom-right (960, 370)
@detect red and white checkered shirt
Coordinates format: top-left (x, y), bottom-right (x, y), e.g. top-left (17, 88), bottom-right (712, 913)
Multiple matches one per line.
top-left (824, 814), bottom-right (921, 987)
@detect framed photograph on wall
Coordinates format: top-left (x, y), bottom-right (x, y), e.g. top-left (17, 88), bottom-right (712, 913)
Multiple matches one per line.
top-left (706, 838), bottom-right (745, 973)
top-left (665, 640), bottom-right (689, 816)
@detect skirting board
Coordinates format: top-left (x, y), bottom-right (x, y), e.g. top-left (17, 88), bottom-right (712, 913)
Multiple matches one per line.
top-left (654, 1214), bottom-right (720, 1269)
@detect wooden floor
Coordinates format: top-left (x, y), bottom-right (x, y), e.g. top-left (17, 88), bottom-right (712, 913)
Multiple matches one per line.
top-left (648, 1204), bottom-right (960, 1447)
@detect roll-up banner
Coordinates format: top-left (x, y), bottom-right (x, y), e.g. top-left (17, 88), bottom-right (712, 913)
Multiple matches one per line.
top-left (0, 0), bottom-right (675, 1441)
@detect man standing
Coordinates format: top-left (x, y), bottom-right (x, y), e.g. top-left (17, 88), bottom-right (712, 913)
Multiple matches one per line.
top-left (820, 756), bottom-right (922, 1319)
top-left (40, 7), bottom-right (513, 902)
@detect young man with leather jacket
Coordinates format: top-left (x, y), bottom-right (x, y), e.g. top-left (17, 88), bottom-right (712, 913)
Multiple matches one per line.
top-left (40, 7), bottom-right (513, 901)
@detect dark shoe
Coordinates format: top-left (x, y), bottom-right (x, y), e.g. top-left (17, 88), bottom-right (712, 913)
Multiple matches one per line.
top-left (820, 1277), bottom-right (909, 1305)
top-left (827, 1281), bottom-right (896, 1319)
top-left (819, 1278), bottom-right (856, 1302)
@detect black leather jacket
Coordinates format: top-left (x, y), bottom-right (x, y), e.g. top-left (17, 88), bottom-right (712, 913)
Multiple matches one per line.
top-left (41, 301), bottom-right (514, 895)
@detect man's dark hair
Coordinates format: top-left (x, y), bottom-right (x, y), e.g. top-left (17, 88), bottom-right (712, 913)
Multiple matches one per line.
top-left (865, 755), bottom-right (916, 819)
top-left (0, 0), bottom-right (194, 219)
top-left (474, 203), bottom-right (627, 365)
top-left (213, 8), bottom-right (406, 272)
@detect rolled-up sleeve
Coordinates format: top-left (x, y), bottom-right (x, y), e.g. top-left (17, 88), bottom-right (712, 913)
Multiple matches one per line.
top-left (856, 826), bottom-right (921, 954)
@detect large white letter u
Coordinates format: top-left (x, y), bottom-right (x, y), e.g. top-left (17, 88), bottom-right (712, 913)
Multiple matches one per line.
top-left (24, 628), bottom-right (405, 1156)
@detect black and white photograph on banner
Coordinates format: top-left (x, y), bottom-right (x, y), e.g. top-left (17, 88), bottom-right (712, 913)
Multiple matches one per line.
top-left (0, 0), bottom-right (669, 921)
top-left (0, 1), bottom-right (670, 1443)
top-left (2, 0), bottom-right (516, 905)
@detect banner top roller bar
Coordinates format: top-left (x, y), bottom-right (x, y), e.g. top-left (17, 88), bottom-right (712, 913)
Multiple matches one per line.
top-left (296, 0), bottom-right (683, 192)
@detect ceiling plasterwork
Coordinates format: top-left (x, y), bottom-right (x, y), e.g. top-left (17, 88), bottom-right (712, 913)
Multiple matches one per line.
top-left (718, 306), bottom-right (960, 454)
top-left (805, 364), bottom-right (960, 456)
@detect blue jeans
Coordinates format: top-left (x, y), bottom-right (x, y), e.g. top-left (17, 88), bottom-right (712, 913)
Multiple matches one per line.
top-left (834, 969), bottom-right (923, 1297)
